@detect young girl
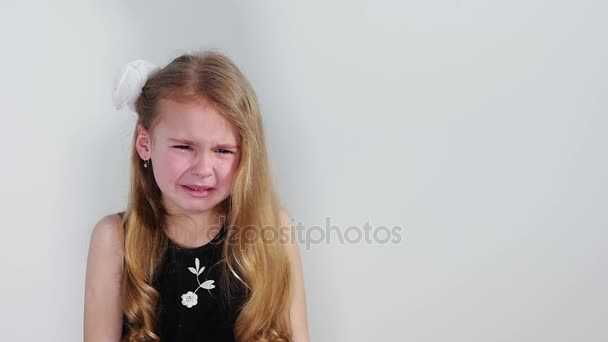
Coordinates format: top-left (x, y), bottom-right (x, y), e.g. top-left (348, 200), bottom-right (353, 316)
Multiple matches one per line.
top-left (84, 51), bottom-right (310, 342)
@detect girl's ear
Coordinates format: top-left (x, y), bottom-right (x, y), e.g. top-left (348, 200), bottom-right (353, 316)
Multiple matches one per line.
top-left (135, 123), bottom-right (152, 160)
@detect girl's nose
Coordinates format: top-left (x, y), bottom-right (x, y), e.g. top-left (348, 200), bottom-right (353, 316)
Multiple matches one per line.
top-left (191, 152), bottom-right (213, 177)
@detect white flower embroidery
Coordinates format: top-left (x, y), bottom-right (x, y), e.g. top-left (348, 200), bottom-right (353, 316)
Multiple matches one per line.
top-left (181, 257), bottom-right (215, 308)
top-left (181, 291), bottom-right (198, 308)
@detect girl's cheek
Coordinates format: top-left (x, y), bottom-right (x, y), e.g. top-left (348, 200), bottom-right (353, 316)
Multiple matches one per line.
top-left (162, 154), bottom-right (190, 173)
top-left (222, 163), bottom-right (239, 183)
top-left (167, 149), bottom-right (190, 162)
top-left (220, 158), bottom-right (239, 173)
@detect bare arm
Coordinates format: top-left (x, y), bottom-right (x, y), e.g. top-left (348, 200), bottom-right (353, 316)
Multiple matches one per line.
top-left (84, 214), bottom-right (124, 342)
top-left (279, 208), bottom-right (311, 342)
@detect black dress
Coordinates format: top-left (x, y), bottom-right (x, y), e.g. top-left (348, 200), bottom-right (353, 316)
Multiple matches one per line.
top-left (118, 212), bottom-right (246, 341)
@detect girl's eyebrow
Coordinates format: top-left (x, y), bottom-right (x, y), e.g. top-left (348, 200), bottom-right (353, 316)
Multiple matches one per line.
top-left (168, 138), bottom-right (197, 145)
top-left (168, 138), bottom-right (239, 149)
top-left (216, 144), bottom-right (240, 149)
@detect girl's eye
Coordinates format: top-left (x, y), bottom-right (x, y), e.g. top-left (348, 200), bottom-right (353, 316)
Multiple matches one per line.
top-left (174, 145), bottom-right (234, 154)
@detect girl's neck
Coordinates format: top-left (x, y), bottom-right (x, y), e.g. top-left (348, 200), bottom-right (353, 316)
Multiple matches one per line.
top-left (163, 210), bottom-right (226, 248)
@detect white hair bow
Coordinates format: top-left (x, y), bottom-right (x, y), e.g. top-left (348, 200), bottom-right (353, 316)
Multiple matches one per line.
top-left (112, 59), bottom-right (160, 112)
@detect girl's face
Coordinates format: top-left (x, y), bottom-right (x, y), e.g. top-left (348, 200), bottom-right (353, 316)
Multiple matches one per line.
top-left (135, 97), bottom-right (241, 216)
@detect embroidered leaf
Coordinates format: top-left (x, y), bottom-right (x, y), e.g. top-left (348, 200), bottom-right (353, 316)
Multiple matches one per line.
top-left (188, 267), bottom-right (198, 275)
top-left (195, 257), bottom-right (200, 271)
top-left (198, 266), bottom-right (205, 275)
top-left (201, 280), bottom-right (215, 289)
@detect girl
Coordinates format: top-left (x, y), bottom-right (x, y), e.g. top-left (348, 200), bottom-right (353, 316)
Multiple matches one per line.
top-left (84, 51), bottom-right (310, 342)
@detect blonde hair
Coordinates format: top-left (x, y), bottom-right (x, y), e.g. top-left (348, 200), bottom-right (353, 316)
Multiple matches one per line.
top-left (120, 50), bottom-right (292, 341)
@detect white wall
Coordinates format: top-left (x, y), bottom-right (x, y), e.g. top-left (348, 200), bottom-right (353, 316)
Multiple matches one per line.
top-left (0, 0), bottom-right (606, 341)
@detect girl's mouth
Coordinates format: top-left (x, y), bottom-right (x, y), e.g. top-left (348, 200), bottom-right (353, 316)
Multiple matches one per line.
top-left (182, 185), bottom-right (215, 197)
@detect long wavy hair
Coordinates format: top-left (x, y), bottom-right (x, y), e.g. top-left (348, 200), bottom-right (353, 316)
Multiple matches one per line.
top-left (119, 50), bottom-right (292, 341)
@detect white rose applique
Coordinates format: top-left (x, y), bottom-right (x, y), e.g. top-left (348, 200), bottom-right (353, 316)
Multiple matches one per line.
top-left (180, 257), bottom-right (216, 308)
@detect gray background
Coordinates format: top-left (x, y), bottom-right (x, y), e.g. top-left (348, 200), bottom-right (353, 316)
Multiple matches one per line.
top-left (0, 0), bottom-right (606, 341)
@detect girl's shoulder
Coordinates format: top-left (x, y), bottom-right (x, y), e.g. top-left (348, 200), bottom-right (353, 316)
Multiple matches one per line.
top-left (91, 212), bottom-right (125, 243)
top-left (88, 212), bottom-right (126, 272)
top-left (85, 213), bottom-right (125, 337)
